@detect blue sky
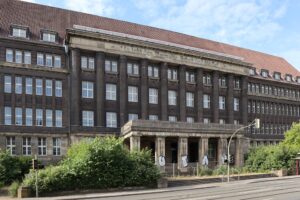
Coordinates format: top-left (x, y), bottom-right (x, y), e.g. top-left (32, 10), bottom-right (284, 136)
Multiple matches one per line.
top-left (23, 0), bottom-right (300, 71)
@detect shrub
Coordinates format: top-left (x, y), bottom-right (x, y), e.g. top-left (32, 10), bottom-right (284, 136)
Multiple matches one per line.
top-left (23, 137), bottom-right (160, 195)
top-left (8, 181), bottom-right (20, 197)
top-left (197, 167), bottom-right (213, 176)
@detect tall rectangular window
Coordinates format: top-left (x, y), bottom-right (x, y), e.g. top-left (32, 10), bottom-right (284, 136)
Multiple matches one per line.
top-left (105, 60), bottom-right (118, 73)
top-left (22, 137), bottom-right (31, 156)
top-left (219, 96), bottom-right (226, 110)
top-left (55, 110), bottom-right (63, 127)
top-left (106, 84), bottom-right (117, 100)
top-left (128, 86), bottom-right (138, 102)
top-left (148, 65), bottom-right (159, 78)
top-left (4, 75), bottom-right (12, 93)
top-left (36, 109), bottom-right (43, 126)
top-left (15, 107), bottom-right (23, 126)
top-left (82, 81), bottom-right (94, 98)
top-left (81, 57), bottom-right (95, 70)
top-left (38, 137), bottom-right (47, 156)
top-left (46, 79), bottom-right (53, 96)
top-left (55, 80), bottom-right (62, 97)
top-left (168, 116), bottom-right (177, 122)
top-left (37, 53), bottom-right (44, 66)
top-left (25, 108), bottom-right (32, 126)
top-left (36, 79), bottom-right (43, 95)
top-left (25, 77), bottom-right (32, 95)
top-left (234, 98), bottom-right (240, 111)
top-left (6, 137), bottom-right (16, 155)
top-left (24, 52), bottom-right (31, 64)
top-left (203, 74), bottom-right (212, 85)
top-left (106, 112), bottom-right (117, 128)
top-left (46, 109), bottom-right (53, 127)
top-left (218, 77), bottom-right (227, 87)
top-left (6, 49), bottom-right (13, 62)
top-left (203, 94), bottom-right (210, 109)
top-left (15, 50), bottom-right (22, 64)
top-left (54, 56), bottom-right (61, 68)
top-left (187, 117), bottom-right (194, 123)
top-left (186, 92), bottom-right (194, 107)
top-left (203, 118), bottom-right (211, 124)
top-left (149, 88), bottom-right (158, 104)
top-left (168, 68), bottom-right (177, 80)
top-left (53, 138), bottom-right (61, 156)
top-left (186, 71), bottom-right (195, 83)
top-left (168, 90), bottom-right (177, 105)
top-left (45, 54), bottom-right (53, 67)
top-left (128, 113), bottom-right (138, 121)
top-left (127, 63), bottom-right (139, 75)
top-left (4, 107), bottom-right (12, 125)
top-left (82, 111), bottom-right (94, 127)
top-left (15, 76), bottom-right (22, 94)
top-left (149, 115), bottom-right (158, 121)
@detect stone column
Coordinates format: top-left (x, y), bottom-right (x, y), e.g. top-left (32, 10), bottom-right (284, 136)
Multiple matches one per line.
top-left (212, 71), bottom-right (219, 123)
top-left (160, 63), bottom-right (168, 121)
top-left (198, 137), bottom-right (209, 165)
top-left (241, 76), bottom-right (248, 125)
top-left (227, 75), bottom-right (234, 124)
top-left (179, 65), bottom-right (186, 121)
top-left (178, 137), bottom-right (188, 172)
top-left (70, 49), bottom-right (81, 126)
top-left (141, 59), bottom-right (148, 119)
top-left (155, 137), bottom-right (166, 172)
top-left (96, 52), bottom-right (105, 126)
top-left (196, 68), bottom-right (203, 122)
top-left (130, 136), bottom-right (140, 151)
top-left (218, 137), bottom-right (228, 166)
top-left (235, 137), bottom-right (244, 167)
top-left (119, 55), bottom-right (128, 126)
top-left (0, 74), bottom-right (3, 124)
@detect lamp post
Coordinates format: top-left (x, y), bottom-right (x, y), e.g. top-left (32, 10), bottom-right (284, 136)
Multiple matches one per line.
top-left (227, 118), bottom-right (260, 182)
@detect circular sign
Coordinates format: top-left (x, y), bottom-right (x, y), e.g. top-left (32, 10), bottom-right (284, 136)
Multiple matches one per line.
top-left (181, 155), bottom-right (188, 167)
top-left (159, 156), bottom-right (166, 167)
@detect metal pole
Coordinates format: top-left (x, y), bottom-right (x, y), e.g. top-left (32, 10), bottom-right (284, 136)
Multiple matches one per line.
top-left (35, 169), bottom-right (38, 198)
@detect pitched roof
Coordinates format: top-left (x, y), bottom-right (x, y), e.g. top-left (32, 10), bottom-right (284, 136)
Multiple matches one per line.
top-left (0, 0), bottom-right (299, 77)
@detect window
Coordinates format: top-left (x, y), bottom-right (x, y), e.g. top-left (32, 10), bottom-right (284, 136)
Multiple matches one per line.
top-left (15, 76), bottom-right (22, 94)
top-left (249, 69), bottom-right (255, 75)
top-left (38, 138), bottom-right (47, 156)
top-left (55, 80), bottom-right (62, 97)
top-left (127, 63), bottom-right (139, 75)
top-left (297, 78), bottom-right (300, 84)
top-left (234, 79), bottom-right (240, 89)
top-left (187, 117), bottom-right (194, 123)
top-left (203, 118), bottom-right (210, 124)
top-left (105, 60), bottom-right (118, 73)
top-left (149, 88), bottom-right (158, 104)
top-left (219, 96), bottom-right (226, 110)
top-left (203, 74), bottom-right (212, 85)
top-left (46, 79), bottom-right (53, 96)
top-left (25, 77), bottom-right (32, 95)
top-left (219, 119), bottom-right (225, 124)
top-left (25, 108), bottom-right (32, 126)
top-left (4, 107), bottom-right (12, 125)
top-left (81, 57), bottom-right (94, 70)
top-left (286, 75), bottom-right (292, 82)
top-left (82, 81), bottom-right (94, 98)
top-left (6, 49), bottom-right (13, 62)
top-left (219, 77), bottom-right (227, 87)
top-left (274, 73), bottom-right (281, 80)
top-left (261, 70), bottom-right (268, 77)
top-left (36, 79), bottom-right (43, 95)
top-left (42, 32), bottom-right (56, 42)
top-left (128, 113), bottom-right (138, 121)
top-left (55, 110), bottom-right (62, 127)
top-left (15, 50), bottom-right (22, 63)
top-left (149, 115), bottom-right (158, 121)
top-left (106, 84), bottom-right (117, 101)
top-left (168, 68), bottom-right (177, 80)
top-left (234, 120), bottom-right (239, 125)
top-left (148, 65), bottom-right (159, 78)
top-left (106, 112), bottom-right (117, 128)
top-left (12, 28), bottom-right (27, 38)
top-left (37, 53), bottom-right (44, 66)
top-left (168, 90), bottom-right (177, 105)
top-left (186, 92), bottom-right (194, 107)
top-left (46, 109), bottom-right (53, 127)
top-left (46, 54), bottom-right (53, 67)
top-left (36, 109), bottom-right (43, 126)
top-left (234, 98), bottom-right (239, 111)
top-left (203, 94), bottom-right (211, 109)
top-left (168, 116), bottom-right (177, 122)
top-left (53, 138), bottom-right (61, 156)
top-left (82, 111), bottom-right (94, 127)
top-left (186, 71), bottom-right (195, 83)
top-left (128, 86), bottom-right (138, 102)
top-left (6, 137), bottom-right (16, 155)
top-left (15, 107), bottom-right (22, 126)
top-left (22, 137), bottom-right (31, 155)
top-left (4, 75), bottom-right (12, 93)
top-left (54, 56), bottom-right (61, 68)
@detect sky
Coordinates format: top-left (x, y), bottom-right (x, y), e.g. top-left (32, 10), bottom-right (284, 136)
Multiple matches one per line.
top-left (22, 0), bottom-right (300, 71)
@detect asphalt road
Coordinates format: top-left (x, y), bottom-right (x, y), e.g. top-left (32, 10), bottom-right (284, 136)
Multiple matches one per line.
top-left (94, 176), bottom-right (300, 200)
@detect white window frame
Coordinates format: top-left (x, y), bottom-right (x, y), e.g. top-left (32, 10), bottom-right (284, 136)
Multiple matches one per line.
top-left (128, 113), bottom-right (138, 121)
top-left (203, 94), bottom-right (210, 109)
top-left (148, 65), bottom-right (159, 78)
top-left (45, 54), bottom-right (53, 67)
top-left (46, 79), bottom-right (53, 96)
top-left (4, 106), bottom-right (12, 125)
top-left (6, 49), bottom-right (13, 62)
top-left (12, 28), bottom-right (27, 38)
top-left (25, 108), bottom-right (32, 126)
top-left (168, 116), bottom-right (177, 122)
top-left (22, 137), bottom-right (31, 156)
top-left (149, 88), bottom-right (158, 104)
top-left (24, 51), bottom-right (31, 64)
top-left (25, 77), bottom-right (32, 95)
top-left (53, 138), bottom-right (61, 156)
top-left (46, 109), bottom-right (53, 127)
top-left (42, 32), bottom-right (56, 42)
top-left (187, 117), bottom-right (194, 123)
top-left (38, 137), bottom-right (47, 156)
top-left (36, 78), bottom-right (43, 95)
top-left (105, 60), bottom-right (118, 73)
top-left (6, 137), bottom-right (16, 155)
top-left (54, 56), bottom-right (61, 68)
top-left (36, 109), bottom-right (43, 126)
top-left (15, 107), bottom-right (23, 126)
top-left (55, 110), bottom-right (63, 127)
top-left (186, 92), bottom-right (194, 107)
top-left (106, 112), bottom-right (117, 128)
top-left (4, 75), bottom-right (12, 93)
top-left (106, 83), bottom-right (117, 101)
top-left (82, 110), bottom-right (94, 127)
top-left (128, 86), bottom-right (138, 102)
top-left (37, 53), bottom-right (44, 66)
top-left (149, 115), bottom-right (158, 121)
top-left (127, 63), bottom-right (139, 75)
top-left (55, 80), bottom-right (62, 97)
top-left (203, 118), bottom-right (210, 124)
top-left (15, 50), bottom-right (22, 64)
top-left (15, 76), bottom-right (23, 94)
top-left (234, 98), bottom-right (240, 111)
top-left (219, 96), bottom-right (226, 110)
top-left (82, 81), bottom-right (94, 99)
top-left (168, 90), bottom-right (177, 106)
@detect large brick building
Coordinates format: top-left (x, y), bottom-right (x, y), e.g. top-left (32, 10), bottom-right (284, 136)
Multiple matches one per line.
top-left (0, 0), bottom-right (300, 170)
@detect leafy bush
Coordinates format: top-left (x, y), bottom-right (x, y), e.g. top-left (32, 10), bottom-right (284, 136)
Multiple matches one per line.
top-left (197, 167), bottom-right (213, 176)
top-left (0, 151), bottom-right (32, 185)
top-left (8, 181), bottom-right (20, 197)
top-left (23, 137), bottom-right (160, 195)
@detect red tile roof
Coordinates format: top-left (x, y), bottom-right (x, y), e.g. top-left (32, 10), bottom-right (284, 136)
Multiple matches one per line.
top-left (1, 0), bottom-right (299, 76)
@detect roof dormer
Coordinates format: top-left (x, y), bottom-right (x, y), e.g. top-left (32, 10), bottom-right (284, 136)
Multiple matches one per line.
top-left (10, 24), bottom-right (29, 39)
top-left (285, 74), bottom-right (293, 82)
top-left (296, 76), bottom-right (300, 84)
top-left (261, 69), bottom-right (269, 78)
top-left (41, 29), bottom-right (58, 43)
top-left (273, 72), bottom-right (281, 80)
top-left (249, 68), bottom-right (256, 76)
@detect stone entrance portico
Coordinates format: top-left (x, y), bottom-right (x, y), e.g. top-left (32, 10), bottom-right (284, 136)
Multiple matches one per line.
top-left (122, 120), bottom-right (248, 173)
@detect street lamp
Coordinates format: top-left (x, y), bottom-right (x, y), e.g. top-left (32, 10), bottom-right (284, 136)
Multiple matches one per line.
top-left (227, 118), bottom-right (260, 182)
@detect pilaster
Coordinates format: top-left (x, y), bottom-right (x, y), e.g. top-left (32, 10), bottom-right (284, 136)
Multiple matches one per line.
top-left (199, 137), bottom-right (209, 165)
top-left (227, 74), bottom-right (234, 124)
top-left (160, 62), bottom-right (168, 121)
top-left (212, 71), bottom-right (219, 123)
top-left (218, 137), bottom-right (228, 165)
top-left (130, 136), bottom-right (140, 151)
top-left (179, 65), bottom-right (186, 121)
top-left (96, 52), bottom-right (105, 126)
top-left (119, 55), bottom-right (128, 126)
top-left (178, 137), bottom-right (188, 172)
top-left (241, 76), bottom-right (248, 125)
top-left (141, 59), bottom-right (148, 119)
top-left (155, 137), bottom-right (166, 172)
top-left (196, 68), bottom-right (203, 122)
